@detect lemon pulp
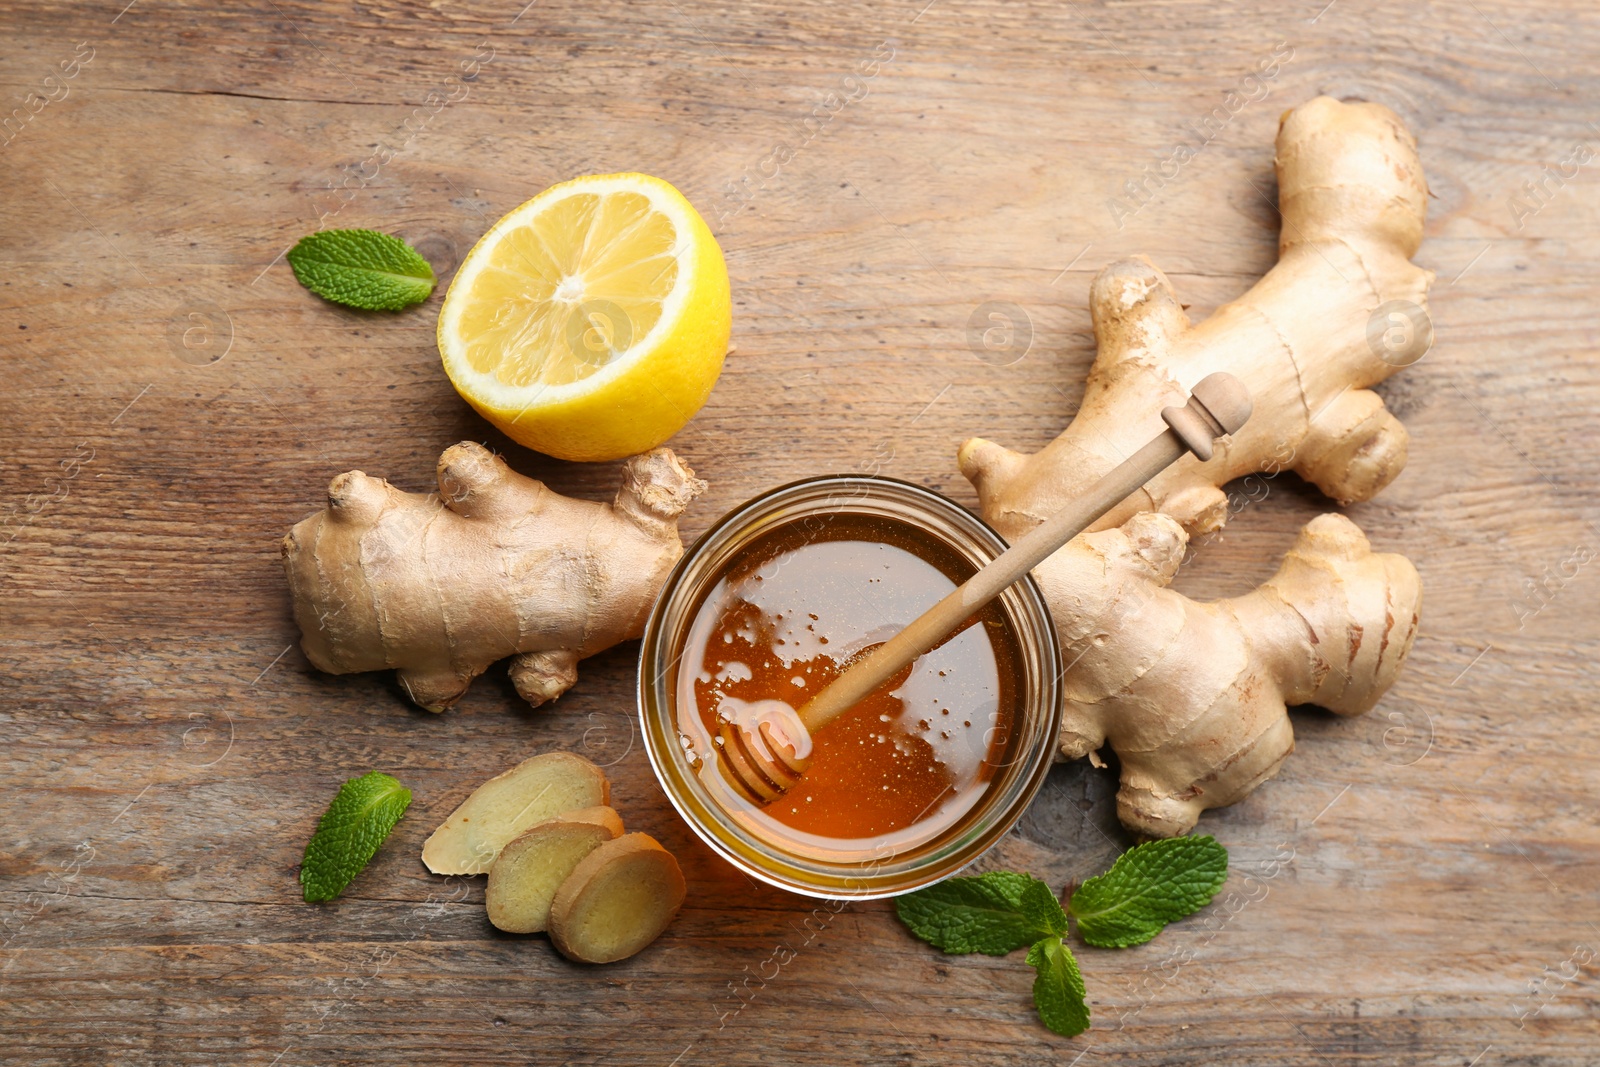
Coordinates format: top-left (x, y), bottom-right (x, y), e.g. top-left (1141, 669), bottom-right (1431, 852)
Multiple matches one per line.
top-left (438, 173), bottom-right (731, 462)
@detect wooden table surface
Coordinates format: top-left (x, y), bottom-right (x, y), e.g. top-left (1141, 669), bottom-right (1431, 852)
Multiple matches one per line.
top-left (4, 1), bottom-right (1598, 1064)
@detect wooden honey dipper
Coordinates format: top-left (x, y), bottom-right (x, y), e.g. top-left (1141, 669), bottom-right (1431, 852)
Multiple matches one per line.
top-left (715, 372), bottom-right (1253, 804)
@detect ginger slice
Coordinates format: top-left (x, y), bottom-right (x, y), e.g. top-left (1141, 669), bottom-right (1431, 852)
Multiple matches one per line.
top-left (549, 805), bottom-right (624, 838)
top-left (486, 809), bottom-right (624, 934)
top-left (421, 752), bottom-right (609, 875)
top-left (548, 833), bottom-right (686, 964)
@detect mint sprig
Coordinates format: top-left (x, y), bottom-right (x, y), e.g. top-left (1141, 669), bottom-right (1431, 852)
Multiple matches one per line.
top-left (300, 771), bottom-right (412, 902)
top-left (899, 871), bottom-right (1088, 1033)
top-left (286, 229), bottom-right (436, 311)
top-left (894, 837), bottom-right (1230, 1039)
top-left (895, 871), bottom-right (1066, 955)
top-left (1069, 835), bottom-right (1228, 948)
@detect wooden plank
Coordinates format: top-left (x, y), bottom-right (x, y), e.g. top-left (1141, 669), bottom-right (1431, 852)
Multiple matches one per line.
top-left (3, 0), bottom-right (1599, 1063)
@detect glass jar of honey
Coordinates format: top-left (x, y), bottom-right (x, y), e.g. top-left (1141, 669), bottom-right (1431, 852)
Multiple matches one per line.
top-left (639, 476), bottom-right (1062, 899)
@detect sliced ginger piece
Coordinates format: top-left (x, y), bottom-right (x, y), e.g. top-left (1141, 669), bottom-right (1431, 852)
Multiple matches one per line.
top-left (548, 833), bottom-right (685, 964)
top-left (548, 805), bottom-right (624, 838)
top-left (485, 807), bottom-right (624, 934)
top-left (422, 752), bottom-right (609, 875)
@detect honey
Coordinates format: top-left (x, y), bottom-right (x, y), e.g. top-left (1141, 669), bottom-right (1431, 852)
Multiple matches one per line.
top-left (675, 512), bottom-right (1021, 851)
top-left (641, 474), bottom-right (1062, 897)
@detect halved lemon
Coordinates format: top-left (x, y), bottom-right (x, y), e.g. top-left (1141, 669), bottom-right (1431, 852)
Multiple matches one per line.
top-left (438, 173), bottom-right (731, 462)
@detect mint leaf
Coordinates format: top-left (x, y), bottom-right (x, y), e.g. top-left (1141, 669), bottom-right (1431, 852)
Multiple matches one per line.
top-left (1068, 835), bottom-right (1228, 948)
top-left (286, 229), bottom-right (435, 311)
top-left (895, 871), bottom-right (1066, 955)
top-left (1019, 876), bottom-right (1071, 938)
top-left (300, 771), bottom-right (412, 902)
top-left (1027, 936), bottom-right (1090, 1037)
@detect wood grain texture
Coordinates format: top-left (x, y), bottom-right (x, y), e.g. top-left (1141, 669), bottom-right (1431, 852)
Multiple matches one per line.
top-left (2, 0), bottom-right (1598, 1063)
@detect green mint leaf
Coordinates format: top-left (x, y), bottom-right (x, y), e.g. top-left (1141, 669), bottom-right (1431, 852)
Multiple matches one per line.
top-left (300, 771), bottom-right (412, 902)
top-left (1019, 876), bottom-right (1071, 937)
top-left (1027, 936), bottom-right (1090, 1037)
top-left (1068, 835), bottom-right (1228, 948)
top-left (895, 871), bottom-right (1067, 955)
top-left (286, 229), bottom-right (436, 311)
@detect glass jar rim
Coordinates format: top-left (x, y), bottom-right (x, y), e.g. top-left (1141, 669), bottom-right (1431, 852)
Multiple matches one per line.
top-left (638, 474), bottom-right (1063, 900)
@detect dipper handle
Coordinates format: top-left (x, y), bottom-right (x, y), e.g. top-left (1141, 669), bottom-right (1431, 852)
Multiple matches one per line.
top-left (794, 372), bottom-right (1251, 734)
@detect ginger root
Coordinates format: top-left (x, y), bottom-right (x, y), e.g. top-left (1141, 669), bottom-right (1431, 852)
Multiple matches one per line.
top-left (958, 97), bottom-right (1429, 836)
top-left (961, 96), bottom-right (1432, 538)
top-left (282, 441), bottom-right (705, 712)
top-left (1044, 512), bottom-right (1418, 838)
